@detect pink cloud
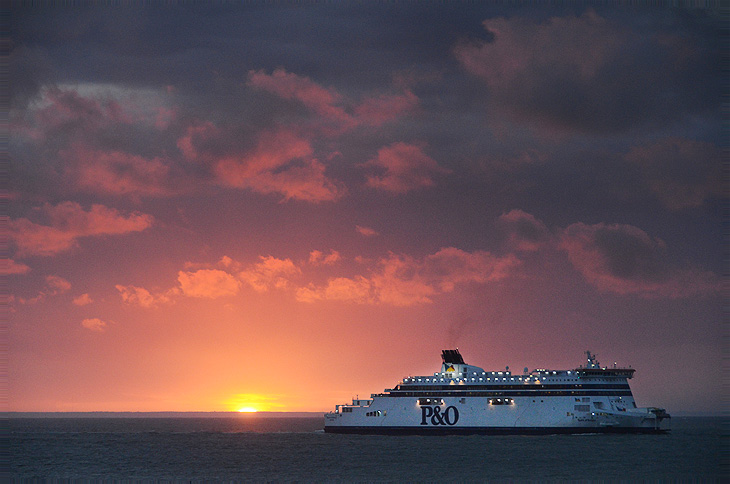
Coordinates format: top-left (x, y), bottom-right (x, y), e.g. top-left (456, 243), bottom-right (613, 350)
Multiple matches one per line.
top-left (16, 275), bottom-right (71, 305)
top-left (422, 247), bottom-right (518, 292)
top-left (214, 129), bottom-right (344, 202)
top-left (364, 142), bottom-right (450, 193)
top-left (297, 248), bottom-right (517, 306)
top-left (368, 254), bottom-right (437, 305)
top-left (176, 122), bottom-right (221, 162)
top-left (177, 269), bottom-right (241, 299)
top-left (308, 250), bottom-right (341, 266)
top-left (242, 158), bottom-right (346, 202)
top-left (116, 285), bottom-right (172, 308)
top-left (63, 144), bottom-right (172, 197)
top-left (625, 137), bottom-right (723, 210)
top-left (10, 202), bottom-right (154, 256)
top-left (296, 276), bottom-right (373, 304)
top-left (81, 318), bottom-right (108, 332)
top-left (3, 259), bottom-right (31, 275)
top-left (248, 68), bottom-right (356, 130)
top-left (560, 222), bottom-right (719, 298)
top-left (73, 293), bottom-right (93, 306)
top-left (354, 90), bottom-right (418, 126)
top-left (248, 68), bottom-right (419, 132)
top-left (498, 209), bottom-right (550, 252)
top-left (217, 255), bottom-right (241, 271)
top-left (213, 128), bottom-right (310, 181)
top-left (355, 225), bottom-right (378, 237)
top-left (45, 275), bottom-right (71, 294)
top-left (239, 256), bottom-right (301, 292)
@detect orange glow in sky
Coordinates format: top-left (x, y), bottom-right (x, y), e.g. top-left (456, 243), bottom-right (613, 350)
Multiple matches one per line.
top-left (8, 6), bottom-right (723, 416)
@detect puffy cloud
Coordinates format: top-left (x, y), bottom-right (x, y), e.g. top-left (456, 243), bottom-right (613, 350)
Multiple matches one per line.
top-left (355, 225), bottom-right (378, 237)
top-left (214, 129), bottom-right (345, 202)
top-left (3, 259), bottom-right (31, 275)
top-left (560, 222), bottom-right (719, 298)
top-left (12, 85), bottom-right (181, 201)
top-left (248, 68), bottom-right (356, 130)
top-left (10, 202), bottom-right (153, 256)
top-left (368, 254), bottom-right (437, 305)
top-left (73, 293), bottom-right (93, 306)
top-left (240, 158), bottom-right (346, 202)
top-left (248, 68), bottom-right (418, 131)
top-left (297, 248), bottom-right (517, 306)
top-left (421, 247), bottom-right (518, 292)
top-left (81, 318), bottom-right (108, 332)
top-left (217, 255), bottom-right (241, 271)
top-left (45, 275), bottom-right (71, 294)
top-left (498, 209), bottom-right (550, 252)
top-left (116, 285), bottom-right (172, 308)
top-left (63, 144), bottom-right (172, 197)
top-left (455, 11), bottom-right (720, 132)
top-left (625, 138), bottom-right (723, 210)
top-left (176, 122), bottom-right (220, 162)
top-left (309, 250), bottom-right (341, 266)
top-left (118, 269), bottom-right (243, 306)
top-left (364, 142), bottom-right (450, 193)
top-left (116, 256), bottom-right (300, 306)
top-left (353, 90), bottom-right (418, 126)
top-left (31, 87), bottom-right (127, 134)
top-left (296, 276), bottom-right (373, 304)
top-left (239, 256), bottom-right (301, 292)
top-left (177, 269), bottom-right (241, 299)
top-left (16, 274), bottom-right (71, 305)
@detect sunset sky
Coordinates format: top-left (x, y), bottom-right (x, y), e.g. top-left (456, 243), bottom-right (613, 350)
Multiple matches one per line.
top-left (8, 4), bottom-right (723, 414)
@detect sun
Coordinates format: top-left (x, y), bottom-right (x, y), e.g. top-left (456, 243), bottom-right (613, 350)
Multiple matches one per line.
top-left (226, 392), bottom-right (281, 412)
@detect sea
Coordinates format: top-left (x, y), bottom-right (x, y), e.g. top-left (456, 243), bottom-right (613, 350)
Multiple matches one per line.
top-left (8, 415), bottom-right (727, 481)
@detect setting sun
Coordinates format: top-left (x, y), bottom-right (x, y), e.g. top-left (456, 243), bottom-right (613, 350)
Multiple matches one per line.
top-left (225, 393), bottom-right (283, 413)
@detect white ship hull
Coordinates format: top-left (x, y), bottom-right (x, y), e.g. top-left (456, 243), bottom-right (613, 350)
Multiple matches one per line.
top-left (324, 350), bottom-right (670, 435)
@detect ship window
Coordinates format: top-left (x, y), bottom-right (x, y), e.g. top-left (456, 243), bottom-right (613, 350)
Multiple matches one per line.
top-left (418, 397), bottom-right (444, 406)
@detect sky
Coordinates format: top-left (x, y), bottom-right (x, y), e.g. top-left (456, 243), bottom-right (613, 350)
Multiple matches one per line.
top-left (8, 3), bottom-right (724, 414)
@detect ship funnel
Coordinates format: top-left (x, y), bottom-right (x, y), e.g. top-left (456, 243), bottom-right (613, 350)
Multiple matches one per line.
top-left (441, 349), bottom-right (465, 365)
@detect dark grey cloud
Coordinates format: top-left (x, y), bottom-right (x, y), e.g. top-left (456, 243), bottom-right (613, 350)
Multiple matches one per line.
top-left (625, 137), bottom-right (723, 210)
top-left (560, 221), bottom-right (719, 298)
top-left (455, 9), bottom-right (722, 133)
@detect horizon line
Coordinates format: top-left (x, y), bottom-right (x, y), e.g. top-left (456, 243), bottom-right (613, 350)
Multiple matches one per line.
top-left (5, 410), bottom-right (726, 418)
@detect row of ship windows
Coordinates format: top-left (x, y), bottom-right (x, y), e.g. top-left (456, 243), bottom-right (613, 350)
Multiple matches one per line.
top-left (384, 391), bottom-right (633, 398)
top-left (406, 377), bottom-right (574, 383)
top-left (403, 377), bottom-right (609, 383)
top-left (342, 398), bottom-right (635, 413)
top-left (396, 384), bottom-right (631, 391)
top-left (434, 370), bottom-right (572, 377)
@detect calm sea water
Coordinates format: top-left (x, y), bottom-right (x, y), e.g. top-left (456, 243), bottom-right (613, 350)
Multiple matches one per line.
top-left (9, 416), bottom-right (727, 481)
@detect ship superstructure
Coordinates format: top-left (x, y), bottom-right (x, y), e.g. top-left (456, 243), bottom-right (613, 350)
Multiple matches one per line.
top-left (324, 349), bottom-right (670, 434)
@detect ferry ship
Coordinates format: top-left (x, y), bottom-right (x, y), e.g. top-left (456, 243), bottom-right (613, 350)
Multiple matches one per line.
top-left (324, 349), bottom-right (670, 434)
